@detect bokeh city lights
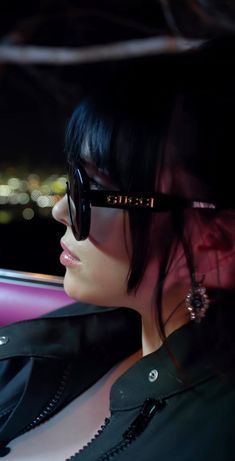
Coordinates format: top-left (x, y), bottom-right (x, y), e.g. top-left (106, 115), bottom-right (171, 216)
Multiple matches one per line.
top-left (0, 166), bottom-right (66, 224)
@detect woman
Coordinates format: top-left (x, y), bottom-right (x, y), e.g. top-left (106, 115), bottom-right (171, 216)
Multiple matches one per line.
top-left (52, 38), bottom-right (235, 460)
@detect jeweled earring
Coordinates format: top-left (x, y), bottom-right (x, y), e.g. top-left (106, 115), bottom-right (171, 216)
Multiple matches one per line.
top-left (185, 274), bottom-right (209, 323)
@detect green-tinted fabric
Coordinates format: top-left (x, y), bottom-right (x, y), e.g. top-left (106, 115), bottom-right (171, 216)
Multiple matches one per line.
top-left (69, 304), bottom-right (235, 461)
top-left (0, 303), bottom-right (141, 452)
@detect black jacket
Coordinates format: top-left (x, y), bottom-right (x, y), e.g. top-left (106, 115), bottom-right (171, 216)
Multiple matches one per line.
top-left (0, 303), bottom-right (141, 457)
top-left (0, 302), bottom-right (234, 460)
top-left (67, 309), bottom-right (235, 461)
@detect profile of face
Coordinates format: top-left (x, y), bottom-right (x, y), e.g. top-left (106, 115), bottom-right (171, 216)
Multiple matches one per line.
top-left (53, 59), bottom-right (235, 318)
top-left (52, 159), bottom-right (159, 310)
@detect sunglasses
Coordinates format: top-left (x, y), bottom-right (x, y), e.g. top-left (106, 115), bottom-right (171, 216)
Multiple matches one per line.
top-left (66, 162), bottom-right (222, 241)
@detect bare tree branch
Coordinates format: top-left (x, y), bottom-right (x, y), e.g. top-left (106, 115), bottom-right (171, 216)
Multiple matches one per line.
top-left (0, 36), bottom-right (203, 65)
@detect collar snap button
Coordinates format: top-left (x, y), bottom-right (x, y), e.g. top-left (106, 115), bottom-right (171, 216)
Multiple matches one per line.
top-left (0, 336), bottom-right (9, 346)
top-left (148, 369), bottom-right (158, 383)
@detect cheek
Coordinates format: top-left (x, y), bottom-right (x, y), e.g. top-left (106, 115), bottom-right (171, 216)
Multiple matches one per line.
top-left (64, 208), bottom-right (132, 306)
top-left (64, 254), bottom-right (130, 306)
top-left (89, 207), bottom-right (132, 259)
top-left (89, 207), bottom-right (122, 240)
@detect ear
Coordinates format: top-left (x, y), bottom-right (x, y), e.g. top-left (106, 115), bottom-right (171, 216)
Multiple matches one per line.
top-left (197, 230), bottom-right (233, 253)
top-left (193, 216), bottom-right (235, 289)
top-left (192, 212), bottom-right (234, 255)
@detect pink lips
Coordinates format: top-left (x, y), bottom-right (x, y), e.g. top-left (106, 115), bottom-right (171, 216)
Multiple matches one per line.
top-left (60, 240), bottom-right (81, 267)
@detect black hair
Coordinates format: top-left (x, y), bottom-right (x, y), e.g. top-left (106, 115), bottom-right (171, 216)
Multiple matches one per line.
top-left (65, 37), bottom-right (235, 335)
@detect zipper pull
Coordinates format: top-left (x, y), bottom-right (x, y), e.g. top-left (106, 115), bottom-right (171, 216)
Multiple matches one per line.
top-left (123, 398), bottom-right (166, 441)
top-left (0, 446), bottom-right (11, 458)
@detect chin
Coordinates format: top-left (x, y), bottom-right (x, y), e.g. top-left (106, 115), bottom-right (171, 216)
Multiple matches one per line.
top-left (63, 272), bottom-right (84, 301)
top-left (63, 272), bottom-right (100, 305)
top-left (63, 271), bottom-right (125, 308)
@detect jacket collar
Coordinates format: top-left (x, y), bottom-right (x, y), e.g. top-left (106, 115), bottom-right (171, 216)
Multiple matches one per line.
top-left (110, 304), bottom-right (235, 410)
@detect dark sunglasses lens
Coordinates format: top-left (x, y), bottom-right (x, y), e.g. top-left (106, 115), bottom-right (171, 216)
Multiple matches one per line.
top-left (67, 175), bottom-right (81, 240)
top-left (67, 167), bottom-right (91, 241)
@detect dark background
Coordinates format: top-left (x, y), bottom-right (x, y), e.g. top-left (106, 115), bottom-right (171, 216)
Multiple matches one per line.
top-left (0, 0), bottom-right (165, 276)
top-left (0, 0), bottom-right (234, 276)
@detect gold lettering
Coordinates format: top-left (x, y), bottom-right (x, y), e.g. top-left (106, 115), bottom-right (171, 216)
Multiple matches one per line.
top-left (146, 197), bottom-right (155, 208)
top-left (118, 195), bottom-right (125, 204)
top-left (107, 195), bottom-right (155, 208)
top-left (107, 195), bottom-right (118, 205)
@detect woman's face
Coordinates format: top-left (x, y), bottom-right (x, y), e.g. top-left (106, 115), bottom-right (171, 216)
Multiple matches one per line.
top-left (52, 161), bottom-right (136, 307)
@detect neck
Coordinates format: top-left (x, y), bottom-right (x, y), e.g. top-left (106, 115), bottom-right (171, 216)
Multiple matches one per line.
top-left (141, 284), bottom-right (190, 356)
top-left (141, 313), bottom-right (162, 356)
top-left (139, 246), bottom-right (235, 357)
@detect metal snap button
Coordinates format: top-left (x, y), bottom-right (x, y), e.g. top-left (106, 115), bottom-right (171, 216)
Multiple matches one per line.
top-left (148, 369), bottom-right (158, 383)
top-left (0, 336), bottom-right (9, 346)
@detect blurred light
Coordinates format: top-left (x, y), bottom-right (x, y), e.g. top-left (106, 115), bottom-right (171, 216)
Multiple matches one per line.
top-left (9, 194), bottom-right (19, 205)
top-left (0, 185), bottom-right (11, 196)
top-left (22, 208), bottom-right (35, 220)
top-left (48, 196), bottom-right (55, 207)
top-left (0, 196), bottom-right (8, 204)
top-left (31, 189), bottom-right (41, 201)
top-left (0, 210), bottom-right (13, 224)
top-left (20, 180), bottom-right (28, 192)
top-left (8, 177), bottom-right (20, 190)
top-left (28, 173), bottom-right (40, 182)
top-left (41, 184), bottom-right (50, 194)
top-left (51, 194), bottom-right (62, 204)
top-left (18, 192), bottom-right (30, 205)
top-left (37, 196), bottom-right (50, 208)
top-left (0, 166), bottom-right (66, 221)
top-left (51, 177), bottom-right (67, 194)
top-left (39, 208), bottom-right (51, 217)
top-left (59, 176), bottom-right (67, 184)
top-left (28, 174), bottom-right (40, 189)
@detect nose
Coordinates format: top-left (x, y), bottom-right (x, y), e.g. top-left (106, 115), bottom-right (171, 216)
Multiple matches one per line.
top-left (52, 195), bottom-right (70, 227)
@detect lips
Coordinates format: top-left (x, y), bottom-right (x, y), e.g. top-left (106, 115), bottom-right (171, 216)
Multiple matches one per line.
top-left (60, 240), bottom-right (81, 267)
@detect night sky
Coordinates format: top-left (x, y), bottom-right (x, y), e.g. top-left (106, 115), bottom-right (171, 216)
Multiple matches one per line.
top-left (1, 1), bottom-right (235, 275)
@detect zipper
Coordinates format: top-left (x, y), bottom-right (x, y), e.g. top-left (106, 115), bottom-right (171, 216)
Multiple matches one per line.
top-left (17, 363), bottom-right (72, 435)
top-left (122, 398), bottom-right (166, 441)
top-left (97, 399), bottom-right (166, 461)
top-left (67, 398), bottom-right (166, 461)
top-left (0, 364), bottom-right (71, 457)
top-left (66, 417), bottom-right (111, 461)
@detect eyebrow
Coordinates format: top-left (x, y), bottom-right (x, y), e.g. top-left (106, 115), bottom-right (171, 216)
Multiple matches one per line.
top-left (80, 157), bottom-right (107, 176)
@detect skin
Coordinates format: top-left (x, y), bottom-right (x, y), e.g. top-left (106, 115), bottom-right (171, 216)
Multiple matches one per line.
top-left (52, 162), bottom-right (234, 356)
top-left (52, 160), bottom-right (188, 355)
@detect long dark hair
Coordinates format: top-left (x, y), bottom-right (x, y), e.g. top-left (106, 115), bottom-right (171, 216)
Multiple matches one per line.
top-left (65, 37), bottom-right (235, 336)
